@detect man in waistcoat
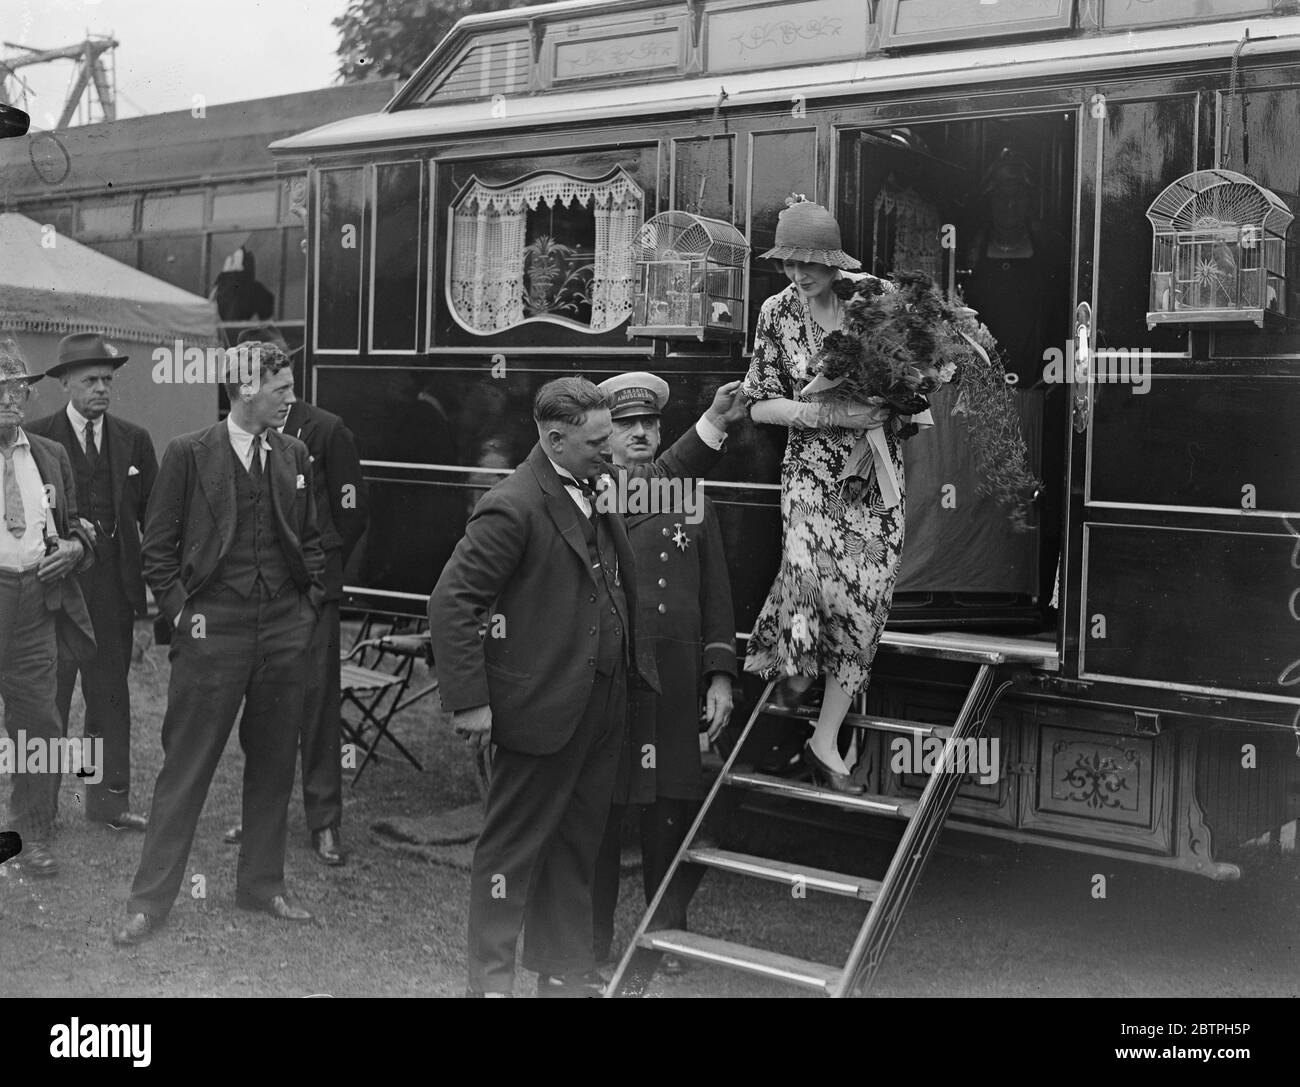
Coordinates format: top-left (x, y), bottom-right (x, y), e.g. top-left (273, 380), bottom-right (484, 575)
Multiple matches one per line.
top-left (429, 376), bottom-right (746, 997)
top-left (27, 333), bottom-right (157, 832)
top-left (221, 328), bottom-right (368, 866)
top-left (111, 342), bottom-right (324, 945)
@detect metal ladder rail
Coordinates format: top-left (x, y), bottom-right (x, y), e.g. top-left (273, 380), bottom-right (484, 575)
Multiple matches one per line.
top-left (834, 662), bottom-right (1013, 997)
top-left (606, 677), bottom-right (781, 998)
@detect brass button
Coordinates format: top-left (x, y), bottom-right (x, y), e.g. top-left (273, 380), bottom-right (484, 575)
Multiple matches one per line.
top-left (615, 627), bottom-right (622, 636)
top-left (588, 594), bottom-right (596, 603)
top-left (589, 626), bottom-right (596, 636)
top-left (660, 552), bottom-right (668, 562)
top-left (657, 578), bottom-right (667, 588)
top-left (657, 603), bottom-right (667, 614)
top-left (662, 527), bottom-right (670, 537)
top-left (610, 606), bottom-right (617, 614)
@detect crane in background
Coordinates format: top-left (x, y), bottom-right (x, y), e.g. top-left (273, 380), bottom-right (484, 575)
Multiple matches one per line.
top-left (0, 35), bottom-right (117, 128)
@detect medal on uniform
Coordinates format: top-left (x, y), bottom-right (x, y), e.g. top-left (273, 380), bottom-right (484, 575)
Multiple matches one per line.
top-left (672, 523), bottom-right (690, 552)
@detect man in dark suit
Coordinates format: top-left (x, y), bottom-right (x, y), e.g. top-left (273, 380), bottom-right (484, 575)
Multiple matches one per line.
top-left (27, 332), bottom-right (158, 832)
top-left (591, 373), bottom-right (737, 973)
top-left (223, 330), bottom-right (368, 866)
top-left (0, 350), bottom-right (96, 879)
top-left (429, 375), bottom-right (745, 997)
top-left (112, 342), bottom-right (325, 946)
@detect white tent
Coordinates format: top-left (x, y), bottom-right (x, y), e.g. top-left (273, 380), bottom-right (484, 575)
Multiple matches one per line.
top-left (0, 212), bottom-right (220, 453)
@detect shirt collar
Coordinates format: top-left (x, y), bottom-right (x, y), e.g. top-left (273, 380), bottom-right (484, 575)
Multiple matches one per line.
top-left (66, 402), bottom-right (102, 434)
top-left (226, 414), bottom-right (269, 449)
top-left (8, 427), bottom-right (31, 450)
top-left (545, 454), bottom-right (582, 487)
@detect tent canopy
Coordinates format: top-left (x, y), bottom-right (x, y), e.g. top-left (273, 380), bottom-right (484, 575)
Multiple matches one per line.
top-left (0, 212), bottom-right (219, 345)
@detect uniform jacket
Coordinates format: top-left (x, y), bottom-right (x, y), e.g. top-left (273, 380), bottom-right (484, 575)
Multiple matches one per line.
top-left (25, 430), bottom-right (97, 661)
top-left (141, 421), bottom-right (326, 623)
top-left (26, 409), bottom-right (158, 615)
top-left (429, 426), bottom-right (722, 757)
top-left (281, 401), bottom-right (368, 599)
top-left (619, 489), bottom-right (737, 803)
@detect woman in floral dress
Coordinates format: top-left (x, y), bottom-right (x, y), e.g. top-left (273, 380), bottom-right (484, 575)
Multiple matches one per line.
top-left (742, 200), bottom-right (912, 794)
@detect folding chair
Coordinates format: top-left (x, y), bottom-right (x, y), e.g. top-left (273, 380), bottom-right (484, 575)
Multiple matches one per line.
top-left (339, 615), bottom-right (438, 785)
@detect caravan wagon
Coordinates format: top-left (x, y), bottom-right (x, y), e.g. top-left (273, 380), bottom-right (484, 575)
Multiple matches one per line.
top-left (271, 0), bottom-right (1300, 995)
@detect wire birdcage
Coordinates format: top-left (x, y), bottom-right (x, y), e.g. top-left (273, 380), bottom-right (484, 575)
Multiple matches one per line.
top-left (628, 211), bottom-right (749, 341)
top-left (1146, 169), bottom-right (1293, 328)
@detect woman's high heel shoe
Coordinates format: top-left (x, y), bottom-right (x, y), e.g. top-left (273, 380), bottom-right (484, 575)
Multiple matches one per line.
top-left (802, 741), bottom-right (866, 795)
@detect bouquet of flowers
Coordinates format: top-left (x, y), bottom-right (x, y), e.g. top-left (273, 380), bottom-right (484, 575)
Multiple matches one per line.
top-left (803, 270), bottom-right (1041, 528)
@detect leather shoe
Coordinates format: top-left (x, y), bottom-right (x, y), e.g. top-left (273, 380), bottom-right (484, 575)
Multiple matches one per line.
top-left (235, 892), bottom-right (314, 922)
top-left (112, 912), bottom-right (161, 947)
top-left (104, 812), bottom-right (148, 832)
top-left (17, 841), bottom-right (59, 878)
top-left (311, 826), bottom-right (346, 867)
top-left (803, 741), bottom-right (866, 795)
top-left (536, 970), bottom-right (606, 998)
top-left (223, 824), bottom-right (242, 845)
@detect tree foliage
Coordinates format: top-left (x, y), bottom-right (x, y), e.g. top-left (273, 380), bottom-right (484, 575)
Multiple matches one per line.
top-left (334, 0), bottom-right (550, 83)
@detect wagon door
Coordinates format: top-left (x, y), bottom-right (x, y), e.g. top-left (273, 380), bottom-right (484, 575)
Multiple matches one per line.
top-left (1065, 71), bottom-right (1300, 729)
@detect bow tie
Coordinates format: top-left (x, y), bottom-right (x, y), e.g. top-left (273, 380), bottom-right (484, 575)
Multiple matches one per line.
top-left (573, 477), bottom-right (600, 498)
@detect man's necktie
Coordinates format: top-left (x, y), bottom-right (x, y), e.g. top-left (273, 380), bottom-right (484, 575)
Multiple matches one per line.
top-left (2, 446), bottom-right (25, 538)
top-left (249, 441), bottom-right (264, 483)
top-left (84, 420), bottom-right (98, 466)
top-left (575, 478), bottom-right (599, 519)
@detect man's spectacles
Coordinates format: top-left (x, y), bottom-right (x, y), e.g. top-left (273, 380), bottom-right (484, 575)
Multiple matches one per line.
top-left (0, 381), bottom-right (31, 402)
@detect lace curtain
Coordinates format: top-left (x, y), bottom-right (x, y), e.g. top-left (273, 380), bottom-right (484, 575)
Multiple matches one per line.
top-left (449, 167), bottom-right (644, 333)
top-left (873, 185), bottom-right (944, 281)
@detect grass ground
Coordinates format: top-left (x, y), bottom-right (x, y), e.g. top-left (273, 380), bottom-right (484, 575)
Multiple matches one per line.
top-left (2, 626), bottom-right (1297, 998)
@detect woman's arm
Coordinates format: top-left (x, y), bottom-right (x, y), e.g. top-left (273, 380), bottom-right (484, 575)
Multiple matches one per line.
top-left (749, 397), bottom-right (822, 429)
top-left (750, 398), bottom-right (892, 430)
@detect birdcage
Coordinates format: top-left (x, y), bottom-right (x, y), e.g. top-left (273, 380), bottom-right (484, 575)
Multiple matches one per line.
top-left (1145, 169), bottom-right (1293, 329)
top-left (628, 211), bottom-right (749, 341)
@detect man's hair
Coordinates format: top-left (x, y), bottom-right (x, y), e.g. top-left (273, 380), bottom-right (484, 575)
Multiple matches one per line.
top-left (533, 377), bottom-right (608, 429)
top-left (222, 341), bottom-right (291, 398)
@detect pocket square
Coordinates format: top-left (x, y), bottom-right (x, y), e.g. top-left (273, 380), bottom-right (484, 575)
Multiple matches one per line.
top-left (296, 474), bottom-right (306, 489)
top-left (127, 466), bottom-right (140, 476)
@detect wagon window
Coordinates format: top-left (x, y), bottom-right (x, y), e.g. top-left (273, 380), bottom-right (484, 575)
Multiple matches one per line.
top-left (673, 135), bottom-right (740, 227)
top-left (446, 166), bottom-right (644, 335)
top-left (747, 128), bottom-right (818, 348)
top-left (316, 167), bottom-right (365, 352)
top-left (372, 162), bottom-right (423, 353)
top-left (1095, 96), bottom-right (1198, 353)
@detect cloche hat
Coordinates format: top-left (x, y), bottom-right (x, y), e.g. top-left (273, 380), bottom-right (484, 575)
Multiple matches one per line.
top-left (759, 196), bottom-right (861, 271)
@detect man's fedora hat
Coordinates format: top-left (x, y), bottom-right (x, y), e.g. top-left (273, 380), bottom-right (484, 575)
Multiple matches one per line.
top-left (759, 196), bottom-right (861, 271)
top-left (47, 332), bottom-right (129, 379)
top-left (597, 371), bottom-right (670, 419)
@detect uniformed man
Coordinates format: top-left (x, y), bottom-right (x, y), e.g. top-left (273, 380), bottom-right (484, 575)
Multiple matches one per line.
top-left (591, 372), bottom-right (738, 972)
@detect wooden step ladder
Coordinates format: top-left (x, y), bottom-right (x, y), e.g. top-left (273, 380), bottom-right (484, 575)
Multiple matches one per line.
top-left (606, 641), bottom-right (1041, 998)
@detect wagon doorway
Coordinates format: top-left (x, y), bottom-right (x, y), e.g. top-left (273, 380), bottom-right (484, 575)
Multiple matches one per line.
top-left (840, 110), bottom-right (1077, 633)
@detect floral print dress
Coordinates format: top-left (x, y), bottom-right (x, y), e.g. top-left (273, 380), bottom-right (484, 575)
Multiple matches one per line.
top-left (741, 281), bottom-right (906, 698)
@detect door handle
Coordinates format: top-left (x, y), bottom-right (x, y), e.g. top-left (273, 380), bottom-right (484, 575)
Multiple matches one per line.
top-left (1072, 301), bottom-right (1092, 434)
